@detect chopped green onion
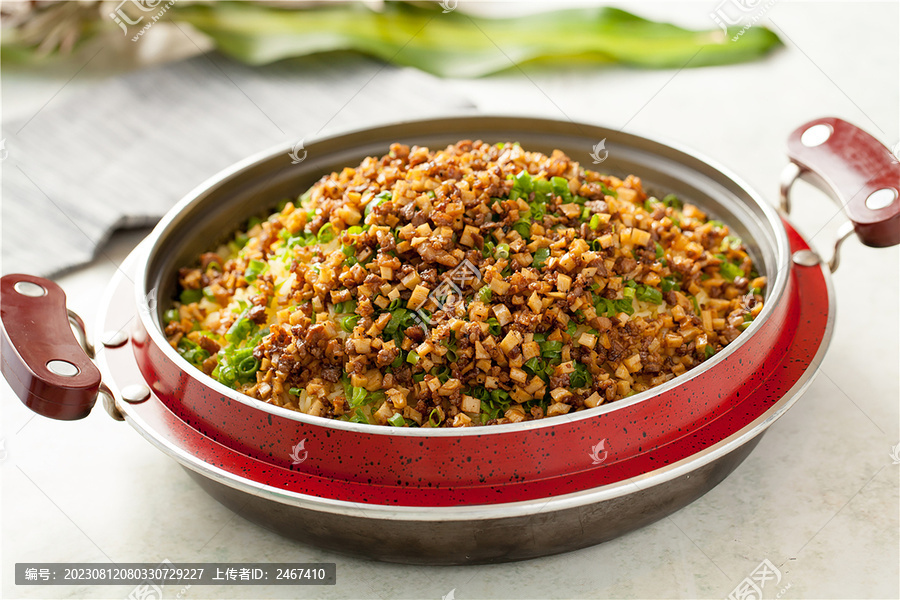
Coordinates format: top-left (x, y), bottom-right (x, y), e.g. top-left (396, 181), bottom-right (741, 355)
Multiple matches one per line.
top-left (225, 316), bottom-right (253, 344)
top-left (724, 235), bottom-right (743, 250)
top-left (512, 170), bottom-right (534, 194)
top-left (551, 176), bottom-right (572, 201)
top-left (486, 318), bottom-right (502, 336)
top-left (364, 190), bottom-right (392, 219)
top-left (244, 259), bottom-right (267, 283)
top-left (289, 387), bottom-right (302, 396)
top-left (570, 362), bottom-right (592, 388)
top-left (334, 300), bottom-right (356, 314)
top-left (350, 386), bottom-right (368, 407)
top-left (387, 413), bottom-right (406, 427)
top-left (179, 289), bottom-right (203, 304)
top-left (163, 308), bottom-right (181, 324)
top-left (217, 365), bottom-right (237, 387)
top-left (615, 298), bottom-right (635, 315)
top-left (704, 345), bottom-right (715, 358)
top-left (476, 286), bottom-right (492, 303)
top-left (662, 193), bottom-right (682, 209)
top-left (348, 412), bottom-right (370, 424)
top-left (541, 340), bottom-right (563, 359)
top-left (589, 214), bottom-right (602, 230)
top-left (623, 286), bottom-right (636, 301)
top-left (691, 296), bottom-right (701, 315)
top-left (719, 261), bottom-right (744, 281)
top-left (495, 243), bottom-right (510, 259)
top-left (513, 220), bottom-right (531, 240)
top-left (532, 247), bottom-right (550, 269)
top-left (655, 243), bottom-right (665, 262)
top-left (339, 315), bottom-right (358, 332)
top-left (524, 357), bottom-right (545, 376)
top-left (644, 198), bottom-right (660, 212)
top-left (236, 355), bottom-right (260, 377)
top-left (407, 351), bottom-right (420, 365)
top-left (636, 285), bottom-right (663, 305)
top-left (434, 365), bottom-right (450, 383)
top-left (317, 222), bottom-right (335, 244)
top-left (708, 220), bottom-right (725, 229)
top-left (660, 276), bottom-right (680, 292)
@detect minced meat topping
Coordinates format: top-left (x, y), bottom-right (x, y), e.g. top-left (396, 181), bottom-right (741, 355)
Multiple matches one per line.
top-left (165, 140), bottom-right (766, 427)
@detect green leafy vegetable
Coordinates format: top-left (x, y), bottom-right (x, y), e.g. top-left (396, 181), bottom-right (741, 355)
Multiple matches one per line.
top-left (161, 4), bottom-right (780, 78)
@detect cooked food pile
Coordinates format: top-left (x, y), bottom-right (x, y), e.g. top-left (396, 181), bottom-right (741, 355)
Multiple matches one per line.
top-left (166, 141), bottom-right (765, 427)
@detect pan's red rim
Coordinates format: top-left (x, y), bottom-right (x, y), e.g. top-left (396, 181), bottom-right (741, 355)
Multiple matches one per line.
top-left (131, 116), bottom-right (792, 437)
top-left (101, 218), bottom-right (832, 517)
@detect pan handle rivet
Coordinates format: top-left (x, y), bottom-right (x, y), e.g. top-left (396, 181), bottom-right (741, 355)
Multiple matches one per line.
top-left (121, 384), bottom-right (151, 403)
top-left (47, 360), bottom-right (79, 377)
top-left (800, 123), bottom-right (833, 147)
top-left (101, 330), bottom-right (129, 348)
top-left (792, 249), bottom-right (820, 266)
top-left (14, 281), bottom-right (47, 297)
top-left (865, 188), bottom-right (897, 211)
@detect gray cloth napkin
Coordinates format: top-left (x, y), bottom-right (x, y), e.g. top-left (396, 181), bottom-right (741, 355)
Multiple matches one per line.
top-left (1, 53), bottom-right (474, 277)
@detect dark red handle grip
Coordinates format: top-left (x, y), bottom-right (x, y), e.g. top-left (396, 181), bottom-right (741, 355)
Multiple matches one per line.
top-left (0, 274), bottom-right (101, 420)
top-left (787, 117), bottom-right (899, 248)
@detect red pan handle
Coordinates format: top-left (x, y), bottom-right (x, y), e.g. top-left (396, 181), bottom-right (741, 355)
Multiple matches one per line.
top-left (785, 117), bottom-right (899, 248)
top-left (0, 274), bottom-right (101, 420)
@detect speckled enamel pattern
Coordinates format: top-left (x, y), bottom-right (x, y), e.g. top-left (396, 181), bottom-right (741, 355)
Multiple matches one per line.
top-left (101, 220), bottom-right (829, 507)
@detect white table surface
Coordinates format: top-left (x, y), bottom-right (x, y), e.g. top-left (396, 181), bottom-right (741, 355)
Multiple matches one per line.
top-left (2, 2), bottom-right (898, 599)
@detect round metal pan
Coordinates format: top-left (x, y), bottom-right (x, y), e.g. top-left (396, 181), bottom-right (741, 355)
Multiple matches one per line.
top-left (2, 115), bottom-right (896, 564)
